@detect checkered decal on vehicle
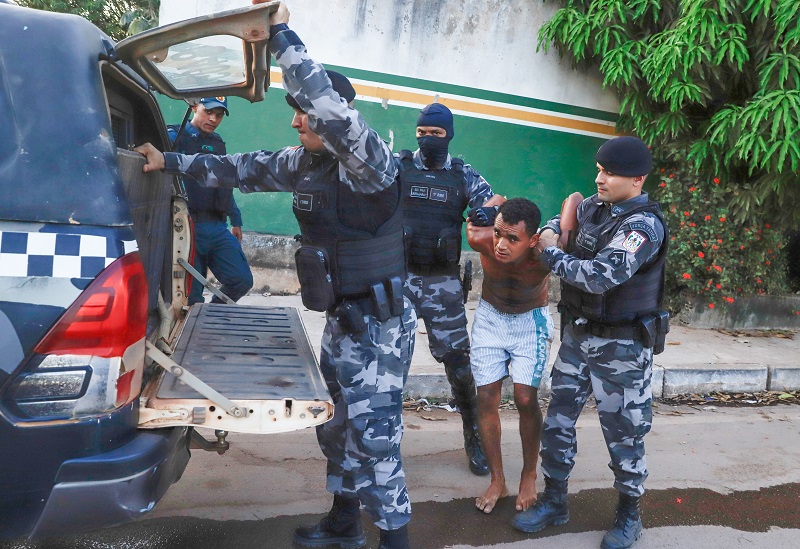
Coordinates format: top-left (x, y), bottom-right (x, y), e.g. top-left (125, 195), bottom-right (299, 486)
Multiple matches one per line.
top-left (0, 231), bottom-right (137, 278)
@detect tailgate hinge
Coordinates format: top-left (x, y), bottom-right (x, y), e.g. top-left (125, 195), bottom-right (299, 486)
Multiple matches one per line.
top-left (145, 341), bottom-right (249, 418)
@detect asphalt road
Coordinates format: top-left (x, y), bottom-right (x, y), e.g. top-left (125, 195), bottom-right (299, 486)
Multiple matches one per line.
top-left (3, 403), bottom-right (799, 549)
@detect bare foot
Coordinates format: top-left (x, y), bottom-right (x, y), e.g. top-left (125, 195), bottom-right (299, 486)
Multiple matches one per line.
top-left (475, 480), bottom-right (510, 514)
top-left (516, 471), bottom-right (538, 511)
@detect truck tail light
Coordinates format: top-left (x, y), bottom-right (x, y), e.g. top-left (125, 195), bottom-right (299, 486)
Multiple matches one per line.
top-left (7, 252), bottom-right (148, 421)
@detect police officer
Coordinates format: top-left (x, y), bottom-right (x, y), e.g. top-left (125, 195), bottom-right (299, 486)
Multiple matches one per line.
top-left (513, 136), bottom-right (668, 549)
top-left (168, 97), bottom-right (253, 305)
top-left (398, 102), bottom-right (501, 476)
top-left (135, 4), bottom-right (414, 548)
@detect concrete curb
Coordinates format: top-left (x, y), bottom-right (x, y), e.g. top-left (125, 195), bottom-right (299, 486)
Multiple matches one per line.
top-left (235, 295), bottom-right (799, 400)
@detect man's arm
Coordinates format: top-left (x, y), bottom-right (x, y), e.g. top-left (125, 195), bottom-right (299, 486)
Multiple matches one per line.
top-left (134, 142), bottom-right (303, 194)
top-left (538, 214), bottom-right (664, 294)
top-left (228, 194), bottom-right (243, 241)
top-left (467, 221), bottom-right (494, 256)
top-left (463, 166), bottom-right (495, 210)
top-left (269, 14), bottom-right (396, 194)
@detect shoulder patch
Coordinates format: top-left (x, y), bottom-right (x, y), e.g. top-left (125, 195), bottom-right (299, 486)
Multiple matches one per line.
top-left (627, 221), bottom-right (657, 241)
top-left (622, 231), bottom-right (647, 253)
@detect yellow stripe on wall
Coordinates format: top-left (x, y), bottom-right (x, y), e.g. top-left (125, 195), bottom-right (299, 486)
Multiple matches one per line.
top-left (269, 70), bottom-right (618, 138)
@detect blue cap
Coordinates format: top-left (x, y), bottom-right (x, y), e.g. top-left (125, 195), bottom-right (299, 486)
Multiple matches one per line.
top-left (199, 97), bottom-right (229, 116)
top-left (417, 103), bottom-right (454, 139)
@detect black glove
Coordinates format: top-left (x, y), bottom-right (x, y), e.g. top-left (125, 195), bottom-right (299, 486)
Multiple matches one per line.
top-left (468, 205), bottom-right (499, 227)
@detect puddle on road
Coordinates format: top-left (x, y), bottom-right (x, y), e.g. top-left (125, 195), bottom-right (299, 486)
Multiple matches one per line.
top-left (2, 484), bottom-right (798, 549)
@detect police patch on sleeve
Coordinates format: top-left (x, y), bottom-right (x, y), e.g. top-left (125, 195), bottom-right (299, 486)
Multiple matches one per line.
top-left (609, 250), bottom-right (626, 267)
top-left (622, 231), bottom-right (647, 253)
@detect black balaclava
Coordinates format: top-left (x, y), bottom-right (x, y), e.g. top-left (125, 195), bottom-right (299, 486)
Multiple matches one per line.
top-left (416, 103), bottom-right (454, 169)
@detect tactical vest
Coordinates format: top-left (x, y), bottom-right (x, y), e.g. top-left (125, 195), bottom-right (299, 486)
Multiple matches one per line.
top-left (561, 200), bottom-right (669, 325)
top-left (398, 150), bottom-right (468, 267)
top-left (292, 155), bottom-right (406, 300)
top-left (168, 125), bottom-right (232, 222)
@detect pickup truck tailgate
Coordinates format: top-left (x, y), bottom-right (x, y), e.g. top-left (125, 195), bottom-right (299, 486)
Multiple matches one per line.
top-left (139, 303), bottom-right (333, 433)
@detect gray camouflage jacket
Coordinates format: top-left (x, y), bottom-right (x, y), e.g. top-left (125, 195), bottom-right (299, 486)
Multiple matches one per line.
top-left (540, 193), bottom-right (665, 295)
top-left (163, 27), bottom-right (396, 198)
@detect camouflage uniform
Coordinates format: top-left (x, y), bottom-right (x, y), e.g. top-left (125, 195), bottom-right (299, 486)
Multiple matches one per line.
top-left (163, 28), bottom-right (415, 529)
top-left (538, 193), bottom-right (666, 497)
top-left (399, 148), bottom-right (493, 475)
top-left (402, 149), bottom-right (493, 362)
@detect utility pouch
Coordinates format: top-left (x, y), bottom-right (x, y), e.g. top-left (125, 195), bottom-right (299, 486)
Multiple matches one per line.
top-left (337, 301), bottom-right (367, 335)
top-left (387, 276), bottom-right (404, 318)
top-left (653, 310), bottom-right (670, 355)
top-left (436, 227), bottom-right (462, 267)
top-left (295, 246), bottom-right (336, 312)
top-left (636, 315), bottom-right (657, 349)
top-left (557, 302), bottom-right (573, 340)
top-left (370, 282), bottom-right (392, 322)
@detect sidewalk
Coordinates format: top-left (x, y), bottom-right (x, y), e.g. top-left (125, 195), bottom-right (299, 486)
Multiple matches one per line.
top-left (238, 294), bottom-right (800, 399)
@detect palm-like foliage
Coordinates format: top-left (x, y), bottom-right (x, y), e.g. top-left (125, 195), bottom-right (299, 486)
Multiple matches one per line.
top-left (539, 0), bottom-right (800, 226)
top-left (17, 0), bottom-right (159, 41)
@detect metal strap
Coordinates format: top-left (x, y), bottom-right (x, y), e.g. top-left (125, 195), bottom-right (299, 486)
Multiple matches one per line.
top-left (145, 341), bottom-right (248, 418)
top-left (177, 256), bottom-right (235, 304)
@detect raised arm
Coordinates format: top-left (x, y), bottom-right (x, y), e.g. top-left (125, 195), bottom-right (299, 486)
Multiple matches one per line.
top-left (268, 9), bottom-right (396, 194)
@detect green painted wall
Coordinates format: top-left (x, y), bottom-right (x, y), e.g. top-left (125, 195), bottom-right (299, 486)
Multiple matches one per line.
top-left (159, 76), bottom-right (607, 239)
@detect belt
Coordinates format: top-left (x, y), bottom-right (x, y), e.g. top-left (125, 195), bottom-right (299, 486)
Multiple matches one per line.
top-left (572, 321), bottom-right (640, 341)
top-left (408, 263), bottom-right (459, 277)
top-left (190, 210), bottom-right (226, 223)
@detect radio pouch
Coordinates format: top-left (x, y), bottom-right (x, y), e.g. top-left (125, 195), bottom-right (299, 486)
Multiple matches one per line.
top-left (636, 315), bottom-right (657, 349)
top-left (335, 301), bottom-right (367, 335)
top-left (653, 310), bottom-right (670, 355)
top-left (436, 227), bottom-right (462, 267)
top-left (387, 276), bottom-right (404, 318)
top-left (370, 282), bottom-right (392, 322)
top-left (295, 246), bottom-right (336, 312)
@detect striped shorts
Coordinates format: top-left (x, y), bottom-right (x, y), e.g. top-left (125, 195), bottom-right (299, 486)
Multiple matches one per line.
top-left (470, 299), bottom-right (554, 388)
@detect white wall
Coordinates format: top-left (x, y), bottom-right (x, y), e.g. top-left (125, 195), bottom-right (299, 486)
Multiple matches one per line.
top-left (160, 0), bottom-right (618, 113)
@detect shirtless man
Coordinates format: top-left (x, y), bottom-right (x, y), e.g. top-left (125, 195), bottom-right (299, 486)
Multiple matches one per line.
top-left (467, 197), bottom-right (553, 515)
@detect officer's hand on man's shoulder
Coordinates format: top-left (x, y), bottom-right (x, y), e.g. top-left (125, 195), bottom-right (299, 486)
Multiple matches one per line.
top-left (537, 229), bottom-right (559, 251)
top-left (468, 205), bottom-right (499, 227)
top-left (133, 143), bottom-right (166, 173)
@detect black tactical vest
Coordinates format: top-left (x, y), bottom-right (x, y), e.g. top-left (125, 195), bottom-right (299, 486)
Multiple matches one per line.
top-left (291, 153), bottom-right (406, 299)
top-left (398, 150), bottom-right (468, 267)
top-left (561, 199), bottom-right (668, 325)
top-left (169, 125), bottom-right (232, 221)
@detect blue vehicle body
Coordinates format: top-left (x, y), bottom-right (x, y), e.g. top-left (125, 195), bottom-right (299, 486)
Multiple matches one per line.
top-left (0, 4), bottom-right (189, 540)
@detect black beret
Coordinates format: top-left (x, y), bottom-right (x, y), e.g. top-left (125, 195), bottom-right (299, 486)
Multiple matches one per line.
top-left (595, 136), bottom-right (653, 177)
top-left (285, 70), bottom-right (356, 110)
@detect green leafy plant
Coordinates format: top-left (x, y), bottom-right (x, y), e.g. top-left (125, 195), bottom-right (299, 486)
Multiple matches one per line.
top-left (17, 0), bottom-right (159, 40)
top-left (652, 165), bottom-right (788, 312)
top-left (540, 0), bottom-right (800, 309)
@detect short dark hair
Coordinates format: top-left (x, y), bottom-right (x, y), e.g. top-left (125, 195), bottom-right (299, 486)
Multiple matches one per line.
top-left (497, 198), bottom-right (541, 236)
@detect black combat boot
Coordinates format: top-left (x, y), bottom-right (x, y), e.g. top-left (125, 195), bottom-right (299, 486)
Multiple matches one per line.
top-left (601, 493), bottom-right (643, 549)
top-left (293, 495), bottom-right (366, 548)
top-left (378, 525), bottom-right (410, 549)
top-left (443, 352), bottom-right (489, 476)
top-left (511, 477), bottom-right (569, 533)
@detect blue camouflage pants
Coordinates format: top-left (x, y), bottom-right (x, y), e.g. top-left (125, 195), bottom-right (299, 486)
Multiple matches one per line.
top-left (404, 271), bottom-right (469, 361)
top-left (189, 221), bottom-right (253, 305)
top-left (540, 323), bottom-right (653, 497)
top-left (316, 297), bottom-right (416, 530)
